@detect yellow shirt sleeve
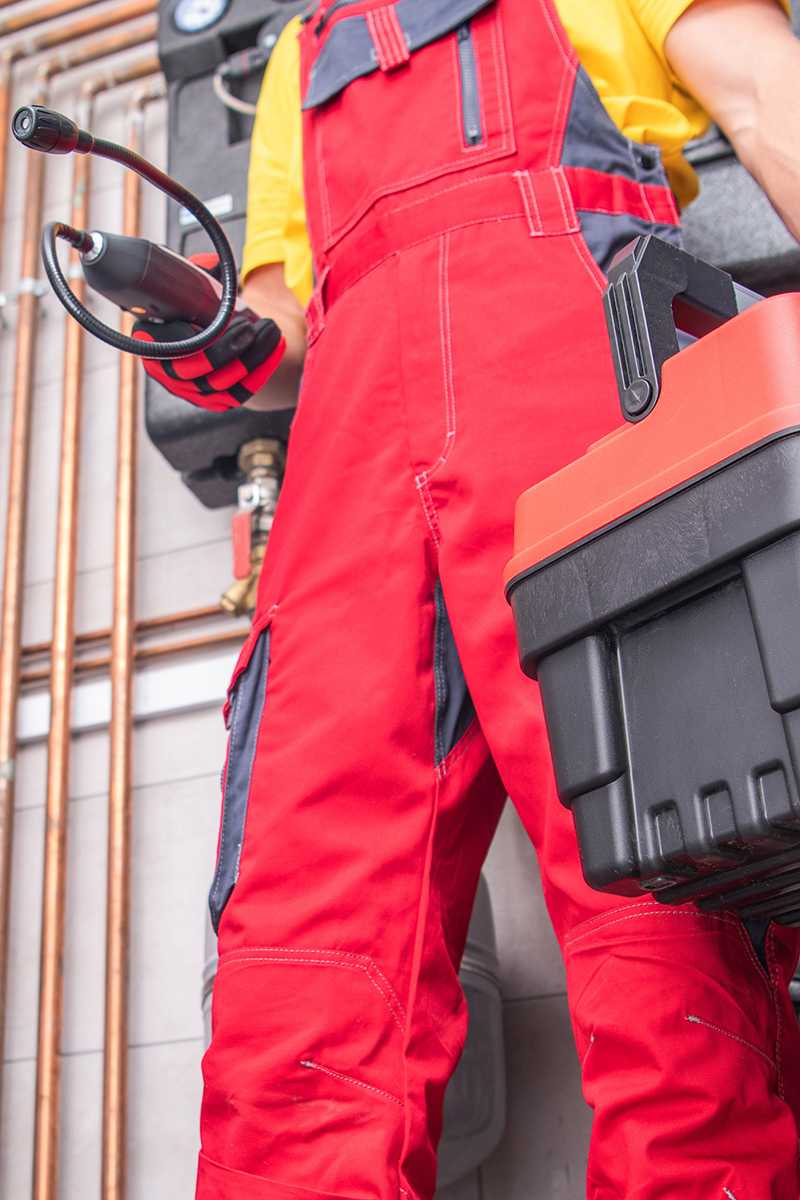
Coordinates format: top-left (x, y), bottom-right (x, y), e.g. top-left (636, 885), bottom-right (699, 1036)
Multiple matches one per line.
top-left (241, 15), bottom-right (312, 306)
top-left (629, 0), bottom-right (709, 70)
top-left (630, 0), bottom-right (791, 72)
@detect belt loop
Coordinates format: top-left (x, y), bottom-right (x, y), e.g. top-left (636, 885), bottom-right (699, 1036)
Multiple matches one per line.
top-left (366, 5), bottom-right (410, 72)
top-left (306, 264), bottom-right (330, 346)
top-left (514, 167), bottom-right (580, 237)
top-left (513, 170), bottom-right (542, 238)
top-left (550, 166), bottom-right (580, 234)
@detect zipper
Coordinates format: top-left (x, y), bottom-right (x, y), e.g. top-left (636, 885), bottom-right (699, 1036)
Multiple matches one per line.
top-left (315, 0), bottom-right (361, 34)
top-left (456, 23), bottom-right (484, 147)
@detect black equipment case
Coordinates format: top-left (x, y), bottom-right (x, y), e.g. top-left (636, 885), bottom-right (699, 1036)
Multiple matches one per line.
top-left (505, 236), bottom-right (800, 926)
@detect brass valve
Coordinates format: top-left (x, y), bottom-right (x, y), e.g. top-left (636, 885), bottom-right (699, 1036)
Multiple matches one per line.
top-left (220, 437), bottom-right (286, 617)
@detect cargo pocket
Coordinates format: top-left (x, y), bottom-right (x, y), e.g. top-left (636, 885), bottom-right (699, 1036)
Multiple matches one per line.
top-left (209, 613), bottom-right (273, 932)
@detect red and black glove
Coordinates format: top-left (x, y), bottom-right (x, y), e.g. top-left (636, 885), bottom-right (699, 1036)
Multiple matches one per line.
top-left (133, 254), bottom-right (285, 413)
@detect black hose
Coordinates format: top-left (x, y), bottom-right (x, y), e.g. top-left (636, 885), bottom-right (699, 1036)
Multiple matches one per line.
top-left (39, 134), bottom-right (237, 359)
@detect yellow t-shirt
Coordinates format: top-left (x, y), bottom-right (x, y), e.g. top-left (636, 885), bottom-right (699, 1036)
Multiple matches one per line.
top-left (242, 1), bottom-right (787, 306)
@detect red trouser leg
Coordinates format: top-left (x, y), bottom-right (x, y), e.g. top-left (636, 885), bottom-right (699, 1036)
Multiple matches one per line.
top-left (198, 221), bottom-right (800, 1200)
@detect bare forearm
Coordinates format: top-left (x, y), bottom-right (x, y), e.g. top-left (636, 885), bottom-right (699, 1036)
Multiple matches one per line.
top-left (240, 262), bottom-right (307, 411)
top-left (666, 0), bottom-right (800, 239)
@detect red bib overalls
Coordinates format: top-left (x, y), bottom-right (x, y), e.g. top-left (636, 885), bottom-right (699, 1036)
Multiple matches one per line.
top-left (197, 3), bottom-right (800, 1197)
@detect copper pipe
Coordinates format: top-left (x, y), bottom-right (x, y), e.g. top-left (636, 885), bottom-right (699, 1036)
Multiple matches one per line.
top-left (30, 56), bottom-right (161, 1200)
top-left (33, 97), bottom-right (89, 1200)
top-left (0, 0), bottom-right (157, 279)
top-left (22, 604), bottom-right (230, 661)
top-left (25, 35), bottom-right (160, 1200)
top-left (0, 0), bottom-right (105, 37)
top-left (21, 627), bottom-right (248, 686)
top-left (102, 77), bottom-right (165, 1200)
top-left (12, 0), bottom-right (156, 57)
top-left (0, 77), bottom-right (47, 1156)
top-left (36, 16), bottom-right (158, 79)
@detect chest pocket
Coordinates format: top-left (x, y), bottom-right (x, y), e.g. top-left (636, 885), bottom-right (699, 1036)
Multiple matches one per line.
top-left (304, 0), bottom-right (515, 246)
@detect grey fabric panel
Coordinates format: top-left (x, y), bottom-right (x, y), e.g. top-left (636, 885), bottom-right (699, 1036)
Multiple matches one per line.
top-left (743, 916), bottom-right (770, 969)
top-left (304, 14), bottom-right (375, 108)
top-left (304, 0), bottom-right (495, 109)
top-left (399, 0), bottom-right (493, 51)
top-left (578, 210), bottom-right (683, 277)
top-left (562, 66), bottom-right (666, 187)
top-left (209, 627), bottom-right (271, 932)
top-left (434, 581), bottom-right (475, 764)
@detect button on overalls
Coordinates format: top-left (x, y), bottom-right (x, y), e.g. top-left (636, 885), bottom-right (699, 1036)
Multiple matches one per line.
top-left (196, 2), bottom-right (800, 1197)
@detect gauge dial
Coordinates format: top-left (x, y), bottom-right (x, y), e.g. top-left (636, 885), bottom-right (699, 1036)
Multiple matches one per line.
top-left (172, 0), bottom-right (230, 34)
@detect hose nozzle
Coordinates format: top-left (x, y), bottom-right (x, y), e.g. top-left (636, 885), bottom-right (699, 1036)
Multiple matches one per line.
top-left (12, 105), bottom-right (93, 155)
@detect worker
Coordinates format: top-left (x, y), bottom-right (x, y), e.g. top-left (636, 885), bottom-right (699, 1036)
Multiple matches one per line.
top-left (136, 2), bottom-right (800, 1196)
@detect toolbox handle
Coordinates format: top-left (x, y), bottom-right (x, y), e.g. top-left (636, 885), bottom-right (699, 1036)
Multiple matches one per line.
top-left (603, 235), bottom-right (760, 422)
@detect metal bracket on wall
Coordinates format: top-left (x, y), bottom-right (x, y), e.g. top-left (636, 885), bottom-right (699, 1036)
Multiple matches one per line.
top-left (0, 276), bottom-right (50, 328)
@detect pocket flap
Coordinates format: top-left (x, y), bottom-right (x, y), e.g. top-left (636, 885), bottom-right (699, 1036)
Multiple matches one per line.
top-left (223, 608), bottom-right (273, 727)
top-left (303, 0), bottom-right (495, 109)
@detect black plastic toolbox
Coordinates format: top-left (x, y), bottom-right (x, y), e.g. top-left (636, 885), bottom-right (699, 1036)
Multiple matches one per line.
top-left (505, 236), bottom-right (800, 924)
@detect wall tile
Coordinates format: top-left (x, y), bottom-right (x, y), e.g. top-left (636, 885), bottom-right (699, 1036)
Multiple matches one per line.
top-left (483, 804), bottom-right (566, 1001)
top-left (3, 804), bottom-right (44, 1062)
top-left (60, 1050), bottom-right (103, 1200)
top-left (129, 773), bottom-right (220, 1045)
top-left (0, 1057), bottom-right (35, 1199)
top-left (127, 1037), bottom-right (204, 1200)
top-left (481, 996), bottom-right (591, 1200)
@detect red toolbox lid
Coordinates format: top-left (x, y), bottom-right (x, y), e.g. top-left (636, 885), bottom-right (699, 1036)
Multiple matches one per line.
top-left (505, 293), bottom-right (800, 589)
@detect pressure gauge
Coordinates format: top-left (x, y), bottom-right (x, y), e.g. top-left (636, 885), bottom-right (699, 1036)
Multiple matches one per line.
top-left (172, 0), bottom-right (230, 34)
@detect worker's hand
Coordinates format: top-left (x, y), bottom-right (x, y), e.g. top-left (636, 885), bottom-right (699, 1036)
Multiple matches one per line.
top-left (666, 0), bottom-right (800, 242)
top-left (132, 253), bottom-right (286, 412)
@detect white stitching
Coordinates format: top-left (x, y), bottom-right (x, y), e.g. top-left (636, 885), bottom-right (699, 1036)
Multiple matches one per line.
top-left (415, 476), bottom-right (441, 547)
top-left (414, 233), bottom-right (455, 537)
top-left (221, 953), bottom-right (406, 1032)
top-left (329, 211), bottom-right (533, 308)
top-left (514, 171), bottom-right (537, 237)
top-left (551, 167), bottom-right (570, 229)
top-left (639, 179), bottom-right (657, 225)
top-left (567, 900), bottom-right (665, 938)
top-left (314, 120), bottom-right (333, 244)
top-left (319, 14), bottom-right (514, 251)
top-left (580, 1031), bottom-right (596, 1070)
top-left (540, 8), bottom-right (575, 167)
top-left (384, 7), bottom-right (407, 65)
top-left (210, 625), bottom-right (271, 913)
top-left (385, 172), bottom-right (513, 217)
top-left (489, 13), bottom-right (514, 153)
top-left (565, 907), bottom-right (737, 951)
top-left (553, 167), bottom-right (579, 232)
top-left (568, 232), bottom-right (606, 295)
top-left (685, 1014), bottom-right (777, 1071)
top-left (538, 0), bottom-right (577, 71)
top-left (525, 172), bottom-right (543, 232)
top-left (226, 946), bottom-right (407, 1021)
top-left (733, 919), bottom-right (773, 997)
top-left (300, 1059), bottom-right (404, 1106)
top-left (723, 1188), bottom-right (738, 1199)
